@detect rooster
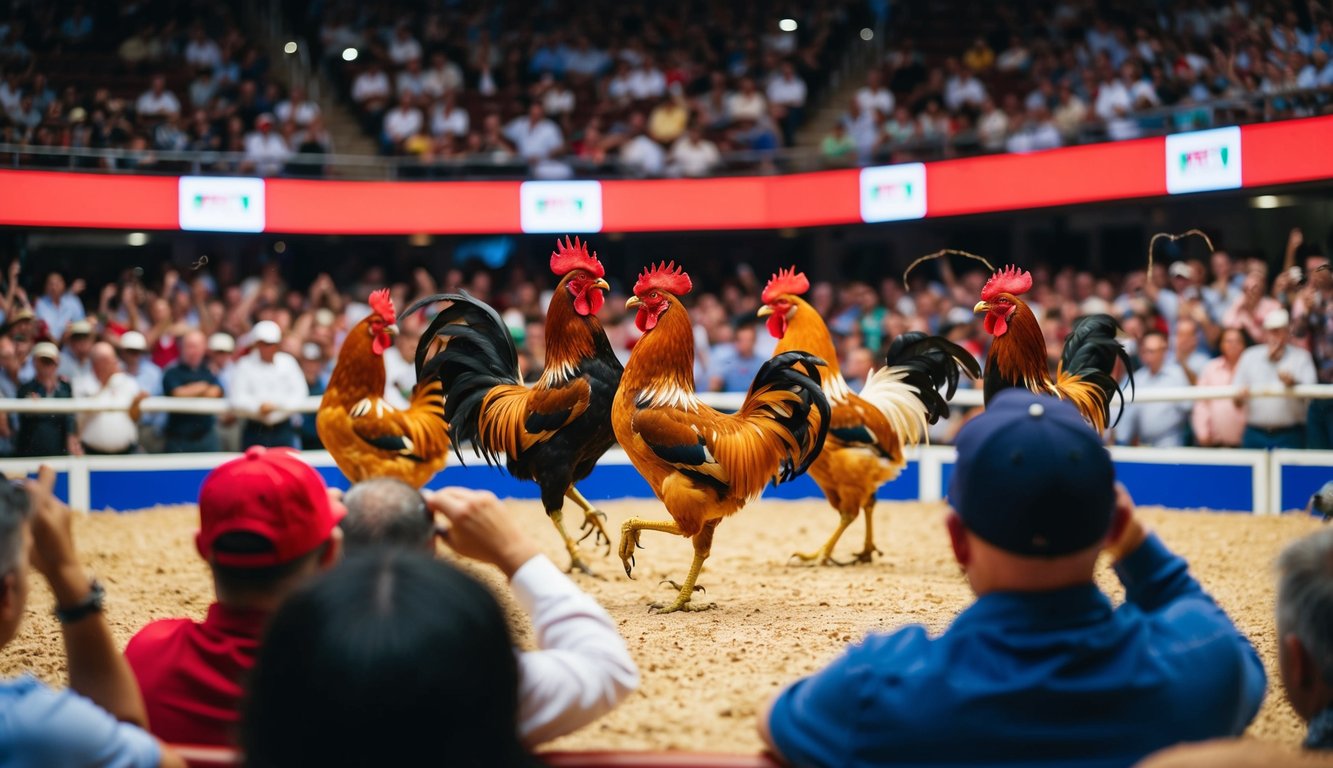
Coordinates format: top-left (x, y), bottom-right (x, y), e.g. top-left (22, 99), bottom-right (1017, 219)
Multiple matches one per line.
top-left (407, 238), bottom-right (621, 574)
top-left (760, 267), bottom-right (980, 565)
top-left (973, 265), bottom-right (1132, 432)
top-left (613, 262), bottom-right (830, 613)
top-left (316, 289), bottom-right (450, 488)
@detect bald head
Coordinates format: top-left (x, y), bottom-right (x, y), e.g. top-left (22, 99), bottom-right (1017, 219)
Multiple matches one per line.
top-left (341, 478), bottom-right (433, 553)
top-left (180, 330), bottom-right (207, 367)
top-left (91, 341), bottom-right (120, 383)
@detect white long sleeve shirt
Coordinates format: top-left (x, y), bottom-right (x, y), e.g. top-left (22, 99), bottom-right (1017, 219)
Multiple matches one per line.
top-left (1233, 343), bottom-right (1317, 429)
top-left (510, 555), bottom-right (639, 745)
top-left (73, 372), bottom-right (141, 452)
top-left (229, 350), bottom-right (308, 425)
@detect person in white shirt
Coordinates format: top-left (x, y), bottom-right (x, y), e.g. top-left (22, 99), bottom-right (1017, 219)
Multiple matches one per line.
top-left (351, 62), bottom-right (392, 115)
top-left (1116, 331), bottom-right (1191, 448)
top-left (944, 66), bottom-right (987, 111)
top-left (541, 76), bottom-right (576, 117)
top-left (395, 57), bottom-right (427, 100)
top-left (382, 93), bottom-right (424, 151)
top-left (244, 113), bottom-right (291, 176)
top-left (619, 121), bottom-right (666, 176)
top-left (183, 27), bottom-right (222, 71)
top-left (387, 25), bottom-right (422, 66)
top-left (274, 85), bottom-right (320, 128)
top-left (422, 51), bottom-right (464, 97)
top-left (429, 92), bottom-right (469, 138)
top-left (73, 342), bottom-right (144, 454)
top-left (118, 331), bottom-right (164, 448)
top-left (1094, 70), bottom-right (1133, 121)
top-left (855, 69), bottom-right (894, 117)
top-left (767, 62), bottom-right (807, 110)
top-left (726, 76), bottom-right (767, 122)
top-left (135, 75), bottom-right (180, 119)
top-left (670, 124), bottom-right (721, 177)
top-left (503, 103), bottom-right (564, 162)
top-left (1234, 308), bottom-right (1318, 449)
top-left (626, 57), bottom-right (666, 101)
top-left (230, 320), bottom-right (308, 449)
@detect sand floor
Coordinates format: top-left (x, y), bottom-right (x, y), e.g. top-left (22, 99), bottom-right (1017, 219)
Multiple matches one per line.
top-left (1, 498), bottom-right (1324, 754)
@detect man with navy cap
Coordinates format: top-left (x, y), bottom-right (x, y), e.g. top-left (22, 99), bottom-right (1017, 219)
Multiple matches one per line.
top-left (761, 389), bottom-right (1266, 767)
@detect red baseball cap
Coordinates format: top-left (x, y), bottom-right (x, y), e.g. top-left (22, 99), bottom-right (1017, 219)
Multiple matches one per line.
top-left (196, 447), bottom-right (344, 568)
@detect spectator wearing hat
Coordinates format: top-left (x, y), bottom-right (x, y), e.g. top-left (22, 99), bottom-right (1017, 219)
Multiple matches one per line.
top-left (230, 321), bottom-right (307, 449)
top-left (34, 271), bottom-right (85, 341)
top-left (206, 333), bottom-right (236, 394)
top-left (0, 467), bottom-right (186, 767)
top-left (297, 341), bottom-right (327, 450)
top-left (162, 330), bottom-right (223, 453)
top-left (1117, 330), bottom-right (1192, 448)
top-left (119, 331), bottom-right (164, 450)
top-left (761, 390), bottom-right (1265, 767)
top-left (73, 342), bottom-right (145, 455)
top-left (57, 319), bottom-right (95, 382)
top-left (1234, 308), bottom-right (1317, 449)
top-left (125, 446), bottom-right (345, 747)
top-left (16, 342), bottom-right (79, 457)
top-left (243, 114), bottom-right (290, 176)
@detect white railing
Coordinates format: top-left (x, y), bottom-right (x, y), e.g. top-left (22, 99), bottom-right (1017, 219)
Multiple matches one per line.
top-left (1, 383), bottom-right (1330, 414)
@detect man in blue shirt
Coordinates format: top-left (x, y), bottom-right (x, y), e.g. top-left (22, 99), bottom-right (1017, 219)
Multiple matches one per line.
top-left (0, 466), bottom-right (183, 767)
top-left (762, 389), bottom-right (1266, 768)
top-left (33, 270), bottom-right (85, 341)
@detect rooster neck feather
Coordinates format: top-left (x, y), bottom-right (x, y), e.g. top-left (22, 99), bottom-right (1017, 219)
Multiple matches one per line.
top-left (543, 276), bottom-right (601, 374)
top-left (622, 296), bottom-right (695, 394)
top-left (986, 299), bottom-right (1049, 392)
top-left (773, 297), bottom-right (849, 398)
top-left (326, 317), bottom-right (386, 395)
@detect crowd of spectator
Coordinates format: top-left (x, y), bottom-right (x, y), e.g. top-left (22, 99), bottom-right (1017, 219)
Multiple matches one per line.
top-left (0, 225), bottom-right (1328, 457)
top-left (822, 0), bottom-right (1333, 166)
top-left (0, 2), bottom-right (332, 176)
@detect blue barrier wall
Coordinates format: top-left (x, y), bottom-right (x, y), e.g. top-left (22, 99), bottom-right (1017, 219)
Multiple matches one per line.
top-left (1282, 464), bottom-right (1331, 515)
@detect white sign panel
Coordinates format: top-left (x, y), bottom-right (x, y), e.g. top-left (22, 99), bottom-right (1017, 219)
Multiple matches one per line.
top-left (519, 181), bottom-right (603, 233)
top-left (1165, 127), bottom-right (1242, 195)
top-left (859, 163), bottom-right (927, 223)
top-left (179, 177), bottom-right (266, 232)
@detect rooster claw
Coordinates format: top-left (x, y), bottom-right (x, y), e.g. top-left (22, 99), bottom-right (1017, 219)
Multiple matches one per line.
top-left (577, 509), bottom-right (612, 553)
top-left (659, 580), bottom-right (705, 594)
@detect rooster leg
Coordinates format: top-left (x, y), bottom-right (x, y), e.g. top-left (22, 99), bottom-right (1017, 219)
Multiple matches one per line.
top-left (850, 496), bottom-right (884, 565)
top-left (650, 520), bottom-right (719, 614)
top-left (618, 517), bottom-right (684, 579)
top-left (566, 486), bottom-right (611, 552)
top-left (548, 509), bottom-right (599, 577)
top-left (789, 509), bottom-right (858, 567)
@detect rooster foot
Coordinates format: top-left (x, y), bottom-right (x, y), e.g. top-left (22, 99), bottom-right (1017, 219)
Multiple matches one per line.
top-left (566, 555), bottom-right (604, 579)
top-left (848, 546), bottom-right (883, 565)
top-left (659, 580), bottom-right (705, 594)
top-left (648, 595), bottom-right (717, 614)
top-left (618, 527), bottom-right (642, 579)
top-left (787, 550), bottom-right (847, 567)
top-left (577, 509), bottom-right (612, 553)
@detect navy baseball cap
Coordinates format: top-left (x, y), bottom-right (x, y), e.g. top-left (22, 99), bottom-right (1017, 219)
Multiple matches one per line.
top-left (948, 389), bottom-right (1115, 557)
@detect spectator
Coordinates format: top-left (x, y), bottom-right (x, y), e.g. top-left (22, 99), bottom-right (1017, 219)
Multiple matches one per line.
top-left (944, 62), bottom-right (987, 111)
top-left (618, 113), bottom-right (666, 177)
top-left (381, 93), bottom-right (423, 154)
top-left (57, 320), bottom-right (95, 382)
top-left (387, 25), bottom-right (422, 67)
top-left (647, 90), bottom-right (688, 145)
top-left (1052, 82), bottom-right (1089, 140)
top-left (187, 69), bottom-right (218, 111)
top-left (1172, 317), bottom-right (1212, 385)
top-left (726, 76), bottom-right (768, 123)
top-left (627, 55), bottom-right (667, 101)
top-left (230, 320), bottom-right (307, 449)
top-left (996, 35), bottom-right (1031, 72)
top-left (243, 113), bottom-right (290, 176)
top-left (36, 271), bottom-right (87, 341)
top-left (351, 60), bottom-right (392, 118)
top-left (0, 468), bottom-right (184, 767)
top-left (429, 91), bottom-right (469, 139)
top-left (1291, 249), bottom-right (1331, 449)
top-left (183, 26), bottom-right (222, 72)
top-left (297, 342), bottom-right (325, 450)
top-left (16, 342), bottom-right (78, 457)
top-left (1139, 527), bottom-right (1333, 765)
top-left (1225, 270), bottom-right (1285, 341)
top-left (767, 61), bottom-right (807, 145)
top-left (1118, 331), bottom-right (1191, 447)
top-left (1192, 327), bottom-right (1249, 448)
top-left (818, 122), bottom-right (856, 166)
top-left (274, 85), bottom-right (319, 128)
top-left (842, 97), bottom-right (879, 164)
top-left (421, 51), bottom-right (464, 98)
top-left (504, 102), bottom-right (564, 163)
top-left (58, 4), bottom-right (95, 49)
top-left (761, 390), bottom-right (1265, 767)
top-left (855, 69), bottom-right (894, 117)
top-left (118, 24), bottom-right (165, 71)
top-left (882, 105), bottom-right (918, 146)
top-left (73, 341), bottom-right (144, 455)
top-left (119, 331), bottom-right (163, 399)
top-left (125, 447), bottom-right (344, 746)
top-left (341, 477), bottom-right (434, 553)
top-left (161, 330), bottom-right (223, 453)
top-left (541, 75), bottom-right (576, 119)
top-left (394, 56), bottom-right (427, 101)
top-left (1234, 309), bottom-right (1317, 449)
top-left (670, 123), bottom-right (722, 177)
top-left (976, 97), bottom-right (1009, 151)
top-left (708, 321), bottom-right (766, 392)
top-left (135, 75), bottom-right (181, 120)
top-left (963, 37), bottom-right (995, 72)
top-left (1204, 251), bottom-right (1243, 325)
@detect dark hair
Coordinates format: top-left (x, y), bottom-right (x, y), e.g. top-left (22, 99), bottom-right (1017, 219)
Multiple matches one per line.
top-left (1220, 326), bottom-right (1252, 348)
top-left (340, 478), bottom-right (433, 553)
top-left (0, 482), bottom-right (31, 577)
top-left (1141, 329), bottom-right (1168, 346)
top-left (209, 532), bottom-right (326, 597)
top-left (243, 550), bottom-right (534, 768)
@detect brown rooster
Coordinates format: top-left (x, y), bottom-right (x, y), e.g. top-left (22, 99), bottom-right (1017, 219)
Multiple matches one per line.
top-left (316, 289), bottom-right (450, 487)
top-left (407, 238), bottom-right (621, 574)
top-left (973, 265), bottom-right (1132, 432)
top-left (760, 267), bottom-right (979, 565)
top-left (613, 262), bottom-right (829, 613)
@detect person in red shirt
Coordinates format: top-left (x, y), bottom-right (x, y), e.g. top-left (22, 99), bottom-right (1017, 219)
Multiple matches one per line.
top-left (124, 446), bottom-right (344, 747)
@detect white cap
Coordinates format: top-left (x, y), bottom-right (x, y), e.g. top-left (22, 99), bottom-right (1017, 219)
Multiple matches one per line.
top-left (33, 341), bottom-right (60, 361)
top-left (119, 331), bottom-right (148, 351)
top-left (1263, 308), bottom-right (1290, 331)
top-left (67, 319), bottom-right (93, 336)
top-left (1168, 261), bottom-right (1193, 279)
top-left (252, 320), bottom-right (282, 345)
top-left (207, 332), bottom-right (235, 353)
top-left (300, 342), bottom-right (323, 361)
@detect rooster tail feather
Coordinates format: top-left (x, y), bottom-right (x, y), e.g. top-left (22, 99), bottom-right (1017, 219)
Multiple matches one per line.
top-left (861, 334), bottom-right (978, 447)
top-left (410, 292), bottom-right (521, 466)
top-left (1059, 314), bottom-right (1134, 428)
top-left (742, 351), bottom-right (831, 484)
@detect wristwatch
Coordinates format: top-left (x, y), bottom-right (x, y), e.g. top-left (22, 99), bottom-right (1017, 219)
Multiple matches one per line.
top-left (54, 579), bottom-right (105, 625)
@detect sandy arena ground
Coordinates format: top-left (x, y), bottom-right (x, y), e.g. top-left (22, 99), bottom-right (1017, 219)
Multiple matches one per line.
top-left (1, 498), bottom-right (1324, 754)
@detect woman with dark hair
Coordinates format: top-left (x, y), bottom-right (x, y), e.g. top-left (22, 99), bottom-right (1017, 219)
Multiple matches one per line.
top-left (243, 550), bottom-right (538, 768)
top-left (1191, 326), bottom-right (1251, 448)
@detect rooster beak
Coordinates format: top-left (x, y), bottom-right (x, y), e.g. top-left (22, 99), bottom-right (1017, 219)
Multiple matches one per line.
top-left (592, 278), bottom-right (610, 292)
top-left (626, 296), bottom-right (642, 309)
top-left (973, 301), bottom-right (989, 313)
top-left (385, 323), bottom-right (400, 336)
top-left (757, 305), bottom-right (774, 318)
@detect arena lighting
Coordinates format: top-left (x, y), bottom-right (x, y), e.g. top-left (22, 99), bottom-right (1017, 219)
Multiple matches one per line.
top-left (778, 18), bottom-right (798, 32)
top-left (1252, 195), bottom-right (1280, 208)
top-left (126, 232), bottom-right (148, 246)
top-left (273, 240), bottom-right (287, 253)
top-left (283, 41), bottom-right (298, 54)
top-left (860, 27), bottom-right (874, 41)
top-left (341, 47), bottom-right (358, 62)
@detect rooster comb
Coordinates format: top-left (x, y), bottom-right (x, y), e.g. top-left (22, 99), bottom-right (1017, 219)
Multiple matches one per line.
top-left (550, 236), bottom-right (605, 279)
top-left (762, 266), bottom-right (810, 304)
top-left (634, 261), bottom-right (692, 297)
top-left (980, 265), bottom-right (1033, 301)
top-left (368, 288), bottom-right (396, 324)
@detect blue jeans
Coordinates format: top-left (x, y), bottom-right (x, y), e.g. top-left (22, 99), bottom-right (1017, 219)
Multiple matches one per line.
top-left (165, 432), bottom-right (221, 453)
top-left (242, 420), bottom-right (299, 449)
top-left (1307, 400), bottom-right (1333, 450)
top-left (1241, 425), bottom-right (1305, 450)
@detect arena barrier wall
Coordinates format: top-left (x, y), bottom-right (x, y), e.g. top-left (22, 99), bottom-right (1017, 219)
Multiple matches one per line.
top-left (0, 444), bottom-right (1325, 516)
